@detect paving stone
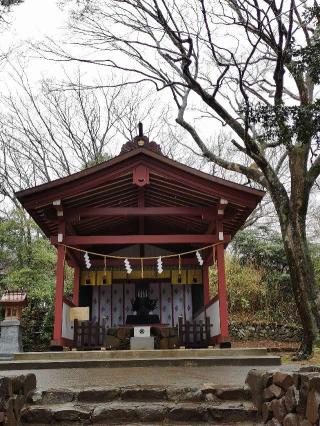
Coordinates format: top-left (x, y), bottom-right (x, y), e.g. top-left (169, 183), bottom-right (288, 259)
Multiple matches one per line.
top-left (20, 406), bottom-right (54, 424)
top-left (41, 389), bottom-right (75, 404)
top-left (78, 388), bottom-right (119, 402)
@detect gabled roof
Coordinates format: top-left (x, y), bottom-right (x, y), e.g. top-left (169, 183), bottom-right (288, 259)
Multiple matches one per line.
top-left (15, 142), bottom-right (265, 251)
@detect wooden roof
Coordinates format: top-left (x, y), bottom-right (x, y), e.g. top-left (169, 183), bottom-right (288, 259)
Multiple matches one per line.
top-left (16, 139), bottom-right (264, 256)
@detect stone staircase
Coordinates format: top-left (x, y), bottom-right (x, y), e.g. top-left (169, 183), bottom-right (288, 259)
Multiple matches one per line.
top-left (20, 384), bottom-right (263, 425)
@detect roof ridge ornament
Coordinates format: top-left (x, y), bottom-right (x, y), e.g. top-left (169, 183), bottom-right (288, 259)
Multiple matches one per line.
top-left (120, 122), bottom-right (163, 155)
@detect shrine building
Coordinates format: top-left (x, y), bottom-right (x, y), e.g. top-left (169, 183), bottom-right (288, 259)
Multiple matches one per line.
top-left (16, 128), bottom-right (264, 349)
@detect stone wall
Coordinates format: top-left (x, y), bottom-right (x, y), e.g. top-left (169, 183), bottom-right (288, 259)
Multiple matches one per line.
top-left (0, 374), bottom-right (36, 425)
top-left (246, 367), bottom-right (320, 425)
top-left (230, 321), bottom-right (302, 342)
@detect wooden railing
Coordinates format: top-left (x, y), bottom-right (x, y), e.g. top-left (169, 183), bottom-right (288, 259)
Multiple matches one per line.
top-left (178, 316), bottom-right (211, 348)
top-left (73, 319), bottom-right (106, 350)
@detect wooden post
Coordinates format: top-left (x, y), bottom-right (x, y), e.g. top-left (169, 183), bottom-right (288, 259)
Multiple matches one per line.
top-left (72, 265), bottom-right (80, 306)
top-left (53, 243), bottom-right (65, 344)
top-left (216, 242), bottom-right (229, 340)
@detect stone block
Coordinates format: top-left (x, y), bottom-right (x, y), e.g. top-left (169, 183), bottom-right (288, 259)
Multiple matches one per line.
top-left (283, 413), bottom-right (299, 426)
top-left (136, 403), bottom-right (168, 422)
top-left (299, 419), bottom-right (312, 426)
top-left (121, 387), bottom-right (167, 401)
top-left (10, 375), bottom-right (24, 395)
top-left (245, 369), bottom-right (269, 412)
top-left (4, 397), bottom-right (15, 426)
top-left (0, 320), bottom-right (23, 353)
top-left (12, 394), bottom-right (25, 419)
top-left (23, 374), bottom-right (36, 397)
top-left (41, 389), bottom-right (75, 404)
top-left (284, 385), bottom-right (298, 412)
top-left (78, 388), bottom-right (119, 402)
top-left (215, 387), bottom-right (251, 401)
top-left (309, 376), bottom-right (320, 393)
top-left (130, 336), bottom-right (154, 350)
top-left (273, 371), bottom-right (294, 390)
top-left (297, 373), bottom-right (319, 415)
top-left (270, 397), bottom-right (287, 423)
top-left (168, 403), bottom-right (208, 422)
top-left (92, 403), bottom-right (138, 424)
top-left (20, 406), bottom-right (54, 424)
top-left (266, 417), bottom-right (282, 425)
top-left (306, 387), bottom-right (320, 424)
top-left (262, 401), bottom-right (273, 423)
top-left (53, 406), bottom-right (91, 422)
top-left (0, 377), bottom-right (13, 404)
top-left (263, 384), bottom-right (284, 401)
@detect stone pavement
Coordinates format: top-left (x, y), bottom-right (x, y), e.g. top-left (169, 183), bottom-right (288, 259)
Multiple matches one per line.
top-left (1, 364), bottom-right (298, 391)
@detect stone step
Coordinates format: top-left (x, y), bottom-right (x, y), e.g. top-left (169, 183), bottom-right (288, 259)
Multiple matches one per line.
top-left (29, 385), bottom-right (252, 405)
top-left (14, 348), bottom-right (268, 361)
top-left (0, 355), bottom-right (280, 370)
top-left (20, 400), bottom-right (260, 424)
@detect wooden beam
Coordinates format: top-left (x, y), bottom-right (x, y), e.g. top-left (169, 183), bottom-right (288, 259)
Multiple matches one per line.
top-left (206, 198), bottom-right (229, 234)
top-left (51, 234), bottom-right (231, 245)
top-left (65, 206), bottom-right (216, 221)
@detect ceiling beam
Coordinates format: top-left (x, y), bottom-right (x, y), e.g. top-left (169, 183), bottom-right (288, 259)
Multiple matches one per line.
top-left (64, 206), bottom-right (216, 221)
top-left (51, 234), bottom-right (231, 245)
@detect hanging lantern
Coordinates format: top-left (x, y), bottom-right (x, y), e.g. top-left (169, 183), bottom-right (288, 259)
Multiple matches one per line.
top-left (124, 258), bottom-right (132, 274)
top-left (196, 250), bottom-right (203, 266)
top-left (157, 256), bottom-right (163, 274)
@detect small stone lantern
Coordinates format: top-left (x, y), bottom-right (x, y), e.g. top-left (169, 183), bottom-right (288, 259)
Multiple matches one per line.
top-left (0, 291), bottom-right (27, 354)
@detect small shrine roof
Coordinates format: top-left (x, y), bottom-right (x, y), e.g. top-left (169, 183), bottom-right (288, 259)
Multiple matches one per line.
top-left (1, 291), bottom-right (27, 304)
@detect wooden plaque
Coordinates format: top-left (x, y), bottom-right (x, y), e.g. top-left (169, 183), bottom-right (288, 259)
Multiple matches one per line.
top-left (69, 307), bottom-right (89, 321)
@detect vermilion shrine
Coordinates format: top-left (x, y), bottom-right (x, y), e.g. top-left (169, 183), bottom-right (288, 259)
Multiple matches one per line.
top-left (16, 128), bottom-right (264, 349)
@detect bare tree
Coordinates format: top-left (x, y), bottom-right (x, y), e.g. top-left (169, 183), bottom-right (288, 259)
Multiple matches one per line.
top-left (50, 0), bottom-right (320, 358)
top-left (0, 67), bottom-right (174, 207)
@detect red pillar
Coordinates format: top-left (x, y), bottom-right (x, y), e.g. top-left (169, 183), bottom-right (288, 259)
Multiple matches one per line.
top-left (216, 242), bottom-right (229, 340)
top-left (53, 244), bottom-right (65, 344)
top-left (203, 265), bottom-right (210, 306)
top-left (72, 266), bottom-right (80, 306)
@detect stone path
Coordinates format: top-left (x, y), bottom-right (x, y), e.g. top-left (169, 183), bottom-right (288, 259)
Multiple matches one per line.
top-left (2, 364), bottom-right (298, 391)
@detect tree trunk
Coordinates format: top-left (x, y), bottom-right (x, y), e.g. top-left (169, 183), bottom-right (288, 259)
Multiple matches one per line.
top-left (281, 217), bottom-right (320, 359)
